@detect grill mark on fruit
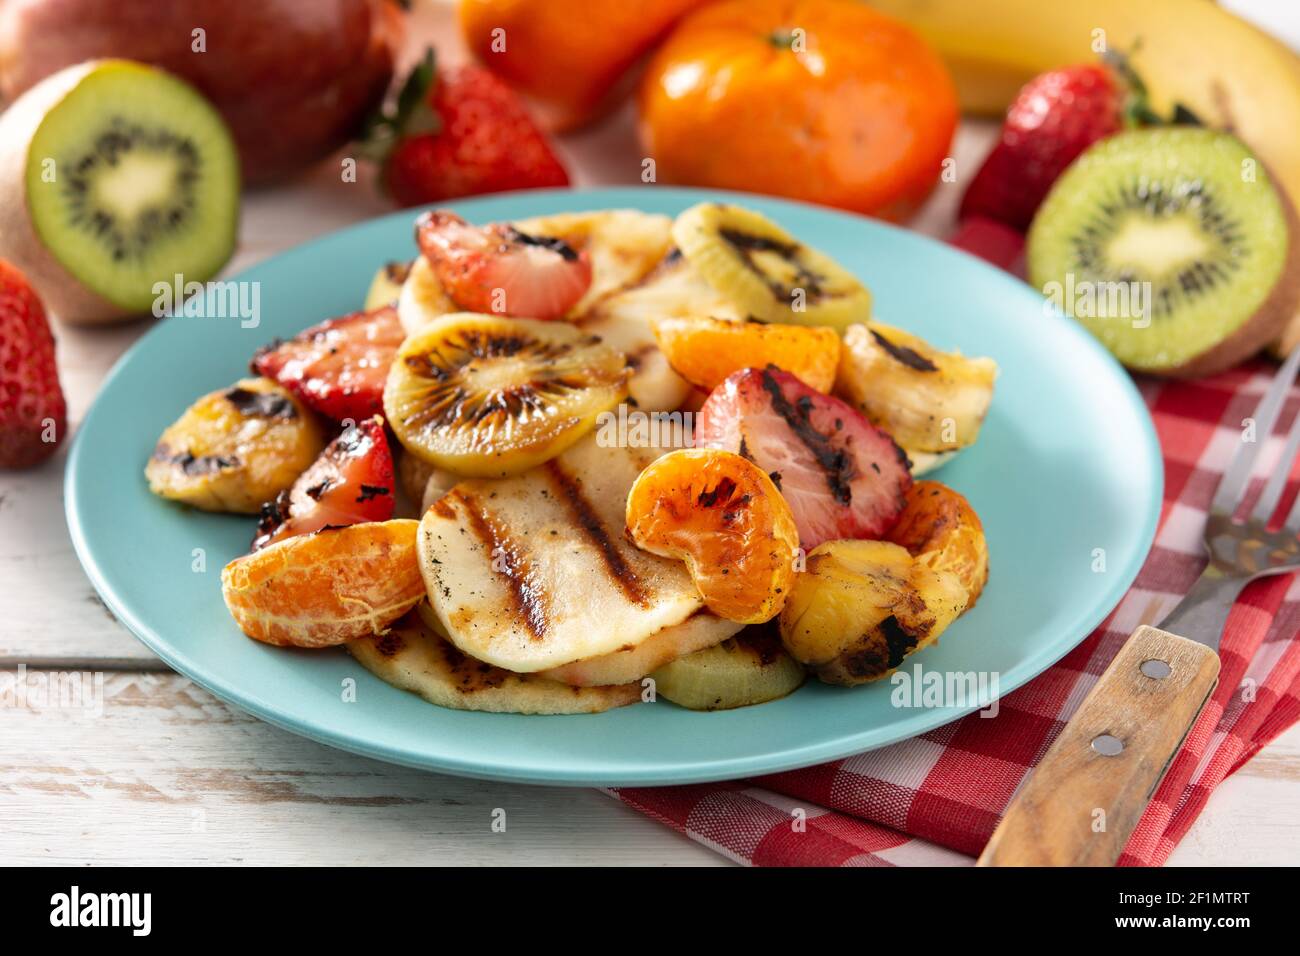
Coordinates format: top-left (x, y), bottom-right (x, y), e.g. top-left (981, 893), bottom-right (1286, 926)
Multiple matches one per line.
top-left (223, 386), bottom-right (298, 419)
top-left (452, 489), bottom-right (550, 640)
top-left (881, 615), bottom-right (920, 669)
top-left (356, 484), bottom-right (390, 503)
top-left (544, 461), bottom-right (651, 608)
top-left (384, 260), bottom-right (413, 284)
top-left (506, 227), bottom-right (581, 262)
top-left (870, 329), bottom-right (938, 372)
top-left (720, 228), bottom-right (826, 302)
top-left (759, 368), bottom-right (854, 505)
top-left (374, 632), bottom-right (406, 658)
top-left (437, 637), bottom-right (509, 691)
top-left (696, 476), bottom-right (738, 508)
top-left (153, 443), bottom-right (239, 476)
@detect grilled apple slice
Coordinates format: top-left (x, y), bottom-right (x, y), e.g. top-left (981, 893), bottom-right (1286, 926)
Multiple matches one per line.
top-left (836, 322), bottom-right (997, 453)
top-left (350, 610), bottom-right (641, 715)
top-left (384, 313), bottom-right (629, 477)
top-left (418, 434), bottom-right (716, 673)
top-left (651, 625), bottom-right (805, 711)
top-left (146, 377), bottom-right (324, 514)
top-left (541, 610), bottom-right (743, 687)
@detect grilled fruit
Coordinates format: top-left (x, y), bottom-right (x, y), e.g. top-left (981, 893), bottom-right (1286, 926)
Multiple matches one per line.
top-left (909, 450), bottom-right (958, 477)
top-left (364, 261), bottom-right (412, 311)
top-left (418, 434), bottom-right (715, 672)
top-left (222, 519), bottom-right (424, 648)
top-left (396, 445), bottom-right (436, 506)
top-left (671, 203), bottom-right (872, 331)
top-left (542, 609), bottom-right (744, 687)
top-left (349, 610), bottom-right (641, 715)
top-left (653, 316), bottom-right (841, 392)
top-left (650, 625), bottom-right (805, 711)
top-left (626, 448), bottom-right (800, 624)
top-left (252, 416), bottom-right (396, 551)
top-left (779, 538), bottom-right (967, 686)
top-left (416, 210), bottom-right (593, 320)
top-left (252, 305), bottom-right (405, 423)
top-left (146, 377), bottom-right (324, 514)
top-left (384, 313), bottom-right (628, 476)
top-left (695, 367), bottom-right (911, 549)
top-left (888, 480), bottom-right (989, 609)
top-left (1027, 128), bottom-right (1300, 377)
top-left (397, 254), bottom-right (459, 336)
top-left (836, 322), bottom-right (997, 453)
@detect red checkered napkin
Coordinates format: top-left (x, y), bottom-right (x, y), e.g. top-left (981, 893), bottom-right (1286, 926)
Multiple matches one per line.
top-left (608, 235), bottom-right (1300, 864)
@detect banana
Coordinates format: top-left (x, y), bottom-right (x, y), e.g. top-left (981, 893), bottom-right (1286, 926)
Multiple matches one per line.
top-left (364, 261), bottom-right (411, 311)
top-left (397, 254), bottom-right (458, 336)
top-left (671, 203), bottom-right (872, 331)
top-left (835, 321), bottom-right (997, 454)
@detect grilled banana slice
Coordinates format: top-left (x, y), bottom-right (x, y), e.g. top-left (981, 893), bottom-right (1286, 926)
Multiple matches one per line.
top-left (365, 261), bottom-right (412, 311)
top-left (384, 313), bottom-right (629, 477)
top-left (146, 377), bottom-right (324, 513)
top-left (418, 433), bottom-right (711, 673)
top-left (836, 322), bottom-right (998, 454)
top-left (650, 626), bottom-right (805, 711)
top-left (397, 255), bottom-right (459, 336)
top-left (348, 610), bottom-right (642, 714)
top-left (672, 203), bottom-right (872, 331)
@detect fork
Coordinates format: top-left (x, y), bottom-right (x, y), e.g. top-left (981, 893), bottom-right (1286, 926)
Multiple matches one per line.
top-left (978, 345), bottom-right (1300, 867)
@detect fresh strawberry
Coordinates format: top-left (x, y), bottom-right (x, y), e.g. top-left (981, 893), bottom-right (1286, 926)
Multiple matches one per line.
top-left (694, 367), bottom-right (911, 550)
top-left (959, 64), bottom-right (1123, 231)
top-left (415, 210), bottom-right (592, 319)
top-left (365, 50), bottom-right (569, 207)
top-left (253, 416), bottom-right (395, 551)
top-left (0, 260), bottom-right (66, 469)
top-left (252, 305), bottom-right (404, 423)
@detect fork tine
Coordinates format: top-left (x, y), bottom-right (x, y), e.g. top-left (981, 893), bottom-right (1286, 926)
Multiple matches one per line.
top-left (1252, 389), bottom-right (1300, 525)
top-left (1211, 344), bottom-right (1300, 516)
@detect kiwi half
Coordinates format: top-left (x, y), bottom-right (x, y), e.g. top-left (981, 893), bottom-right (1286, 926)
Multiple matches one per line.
top-left (1027, 128), bottom-right (1300, 377)
top-left (0, 59), bottom-right (239, 324)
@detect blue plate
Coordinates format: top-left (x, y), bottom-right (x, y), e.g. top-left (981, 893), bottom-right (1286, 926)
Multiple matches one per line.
top-left (66, 187), bottom-right (1161, 786)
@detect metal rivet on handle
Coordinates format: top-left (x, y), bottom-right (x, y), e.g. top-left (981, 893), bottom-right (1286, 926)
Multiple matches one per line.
top-left (1091, 734), bottom-right (1124, 756)
top-left (1140, 659), bottom-right (1172, 679)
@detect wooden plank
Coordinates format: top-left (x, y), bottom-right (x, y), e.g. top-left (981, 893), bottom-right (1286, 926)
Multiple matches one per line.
top-left (0, 670), bottom-right (726, 866)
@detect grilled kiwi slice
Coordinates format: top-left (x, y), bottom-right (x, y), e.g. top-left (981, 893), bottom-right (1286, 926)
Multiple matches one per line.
top-left (146, 377), bottom-right (324, 513)
top-left (1028, 128), bottom-right (1300, 377)
top-left (671, 203), bottom-right (872, 331)
top-left (836, 321), bottom-right (997, 453)
top-left (650, 625), bottom-right (805, 711)
top-left (383, 313), bottom-right (629, 477)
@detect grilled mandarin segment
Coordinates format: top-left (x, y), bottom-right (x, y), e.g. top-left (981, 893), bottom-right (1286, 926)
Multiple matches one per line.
top-left (626, 449), bottom-right (799, 624)
top-left (221, 519), bottom-right (424, 648)
top-left (652, 315), bottom-right (841, 392)
top-left (836, 321), bottom-right (997, 453)
top-left (146, 376), bottom-right (324, 514)
top-left (778, 538), bottom-right (967, 686)
top-left (888, 480), bottom-right (989, 609)
top-left (383, 313), bottom-right (629, 477)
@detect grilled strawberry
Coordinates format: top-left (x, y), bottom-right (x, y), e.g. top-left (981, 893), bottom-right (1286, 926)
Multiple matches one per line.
top-left (959, 64), bottom-right (1123, 231)
top-left (252, 305), bottom-right (404, 422)
top-left (365, 51), bottom-right (570, 207)
top-left (252, 416), bottom-right (395, 551)
top-left (694, 367), bottom-right (911, 550)
top-left (416, 210), bottom-right (592, 320)
top-left (0, 260), bottom-right (65, 469)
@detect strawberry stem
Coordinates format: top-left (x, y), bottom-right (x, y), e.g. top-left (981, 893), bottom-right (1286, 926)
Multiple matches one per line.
top-left (358, 47), bottom-right (440, 165)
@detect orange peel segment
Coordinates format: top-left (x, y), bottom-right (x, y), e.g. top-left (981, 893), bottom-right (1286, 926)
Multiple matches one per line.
top-left (625, 448), bottom-right (799, 624)
top-left (652, 315), bottom-right (841, 393)
top-left (886, 480), bottom-right (989, 609)
top-left (221, 519), bottom-right (424, 648)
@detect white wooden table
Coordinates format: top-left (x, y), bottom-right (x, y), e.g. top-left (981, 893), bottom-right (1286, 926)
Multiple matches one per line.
top-left (2, 1), bottom-right (1297, 866)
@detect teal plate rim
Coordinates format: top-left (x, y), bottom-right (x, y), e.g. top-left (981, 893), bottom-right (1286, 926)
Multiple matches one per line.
top-left (65, 186), bottom-right (1163, 787)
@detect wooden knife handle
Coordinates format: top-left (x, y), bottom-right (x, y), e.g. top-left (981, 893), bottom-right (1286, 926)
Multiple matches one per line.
top-left (976, 625), bottom-right (1220, 867)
